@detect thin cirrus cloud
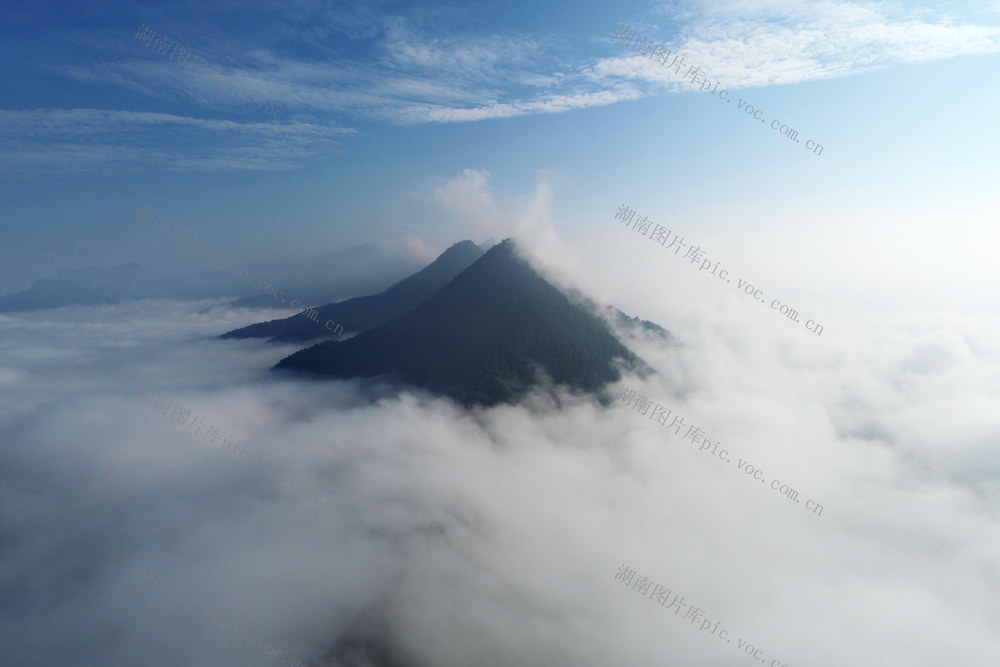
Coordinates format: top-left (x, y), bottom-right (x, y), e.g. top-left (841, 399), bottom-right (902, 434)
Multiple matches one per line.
top-left (0, 108), bottom-right (346, 173)
top-left (362, 0), bottom-right (1000, 123)
top-left (370, 23), bottom-right (644, 124)
top-left (377, 16), bottom-right (557, 80)
top-left (598, 0), bottom-right (1000, 90)
top-left (393, 87), bottom-right (647, 124)
top-left (14, 0), bottom-right (1000, 172)
top-left (96, 18), bottom-right (639, 128)
top-left (316, 0), bottom-right (1000, 123)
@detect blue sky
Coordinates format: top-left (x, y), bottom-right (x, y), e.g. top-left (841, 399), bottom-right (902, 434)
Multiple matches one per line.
top-left (1, 0), bottom-right (998, 314)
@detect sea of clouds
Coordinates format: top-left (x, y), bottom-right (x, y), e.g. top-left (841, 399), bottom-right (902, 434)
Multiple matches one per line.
top-left (1, 265), bottom-right (998, 667)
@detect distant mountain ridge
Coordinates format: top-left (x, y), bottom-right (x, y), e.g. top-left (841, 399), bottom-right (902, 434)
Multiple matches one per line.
top-left (0, 243), bottom-right (424, 312)
top-left (227, 243), bottom-right (426, 309)
top-left (274, 239), bottom-right (651, 407)
top-left (221, 241), bottom-right (485, 343)
top-left (0, 262), bottom-right (182, 311)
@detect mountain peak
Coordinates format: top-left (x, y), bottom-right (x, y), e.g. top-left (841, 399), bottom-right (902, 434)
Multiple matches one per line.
top-left (440, 239), bottom-right (481, 256)
top-left (274, 237), bottom-right (644, 406)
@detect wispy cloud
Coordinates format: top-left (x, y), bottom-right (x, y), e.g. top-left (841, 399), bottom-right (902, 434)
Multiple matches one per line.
top-left (14, 0), bottom-right (1000, 171)
top-left (0, 109), bottom-right (347, 173)
top-left (336, 0), bottom-right (1000, 121)
top-left (601, 0), bottom-right (1000, 91)
top-left (58, 17), bottom-right (634, 129)
top-left (393, 86), bottom-right (646, 124)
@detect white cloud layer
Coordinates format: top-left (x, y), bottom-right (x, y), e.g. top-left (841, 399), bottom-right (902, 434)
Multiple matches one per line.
top-left (0, 243), bottom-right (998, 666)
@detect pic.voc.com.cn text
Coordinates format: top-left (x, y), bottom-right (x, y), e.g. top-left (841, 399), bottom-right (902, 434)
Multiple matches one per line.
top-left (613, 25), bottom-right (823, 157)
top-left (614, 205), bottom-right (824, 337)
top-left (616, 384), bottom-right (824, 518)
top-left (615, 564), bottom-right (794, 667)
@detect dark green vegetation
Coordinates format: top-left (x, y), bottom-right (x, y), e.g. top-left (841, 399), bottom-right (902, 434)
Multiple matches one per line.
top-left (275, 239), bottom-right (651, 407)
